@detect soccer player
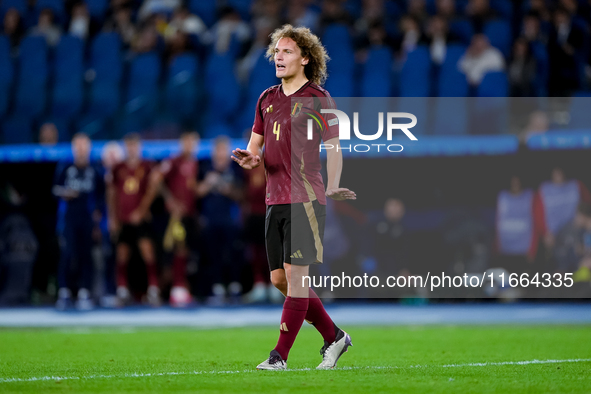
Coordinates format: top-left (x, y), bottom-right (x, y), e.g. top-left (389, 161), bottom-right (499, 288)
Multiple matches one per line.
top-left (106, 133), bottom-right (160, 306)
top-left (231, 24), bottom-right (356, 370)
top-left (144, 131), bottom-right (200, 307)
top-left (53, 133), bottom-right (105, 310)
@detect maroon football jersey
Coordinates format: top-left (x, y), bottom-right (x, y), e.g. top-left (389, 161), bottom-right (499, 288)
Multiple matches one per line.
top-left (108, 161), bottom-right (153, 223)
top-left (160, 155), bottom-right (198, 216)
top-left (252, 81), bottom-right (339, 206)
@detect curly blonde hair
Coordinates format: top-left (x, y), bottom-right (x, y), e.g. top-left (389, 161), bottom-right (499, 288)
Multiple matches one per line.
top-left (266, 24), bottom-right (330, 86)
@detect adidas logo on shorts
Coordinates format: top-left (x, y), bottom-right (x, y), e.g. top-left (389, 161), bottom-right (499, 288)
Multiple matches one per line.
top-left (290, 250), bottom-right (303, 259)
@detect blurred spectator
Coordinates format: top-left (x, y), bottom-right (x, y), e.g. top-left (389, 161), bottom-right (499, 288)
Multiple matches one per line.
top-left (287, 0), bottom-right (320, 32)
top-left (537, 167), bottom-right (591, 260)
top-left (520, 110), bottom-right (550, 141)
top-left (99, 142), bottom-right (124, 304)
top-left (251, 0), bottom-right (283, 29)
top-left (408, 0), bottom-right (428, 25)
top-left (164, 29), bottom-right (189, 63)
top-left (554, 203), bottom-right (591, 273)
top-left (69, 2), bottom-right (93, 40)
top-left (242, 164), bottom-right (269, 303)
top-left (38, 123), bottom-right (59, 146)
top-left (509, 37), bottom-right (538, 96)
top-left (319, 0), bottom-right (354, 28)
top-left (436, 0), bottom-right (458, 19)
top-left (149, 132), bottom-right (201, 307)
top-left (371, 198), bottom-right (411, 276)
top-left (138, 0), bottom-right (181, 21)
top-left (494, 175), bottom-right (544, 273)
top-left (130, 25), bottom-right (159, 54)
top-left (527, 0), bottom-right (551, 22)
top-left (165, 6), bottom-right (207, 38)
top-left (106, 134), bottom-right (160, 306)
top-left (548, 7), bottom-right (586, 95)
top-left (522, 12), bottom-right (548, 45)
top-left (354, 0), bottom-right (388, 42)
top-left (396, 15), bottom-right (424, 56)
top-left (52, 134), bottom-right (104, 310)
top-left (103, 5), bottom-right (136, 47)
top-left (28, 9), bottom-right (62, 47)
top-left (459, 33), bottom-right (505, 86)
top-left (237, 19), bottom-right (274, 82)
top-left (465, 0), bottom-right (496, 33)
top-left (197, 136), bottom-right (244, 304)
top-left (203, 6), bottom-right (251, 55)
top-left (3, 8), bottom-right (24, 50)
top-left (424, 15), bottom-right (458, 65)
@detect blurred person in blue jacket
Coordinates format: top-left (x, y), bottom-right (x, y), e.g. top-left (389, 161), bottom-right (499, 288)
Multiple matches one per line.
top-left (197, 136), bottom-right (244, 304)
top-left (53, 133), bottom-right (105, 310)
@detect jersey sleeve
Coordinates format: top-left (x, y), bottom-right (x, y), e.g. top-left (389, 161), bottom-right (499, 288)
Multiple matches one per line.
top-left (316, 93), bottom-right (339, 142)
top-left (252, 91), bottom-right (266, 136)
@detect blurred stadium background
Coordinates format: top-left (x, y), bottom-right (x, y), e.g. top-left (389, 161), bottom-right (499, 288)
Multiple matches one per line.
top-left (0, 0), bottom-right (590, 314)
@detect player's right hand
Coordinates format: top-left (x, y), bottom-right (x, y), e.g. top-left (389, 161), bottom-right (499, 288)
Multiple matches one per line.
top-left (231, 148), bottom-right (261, 170)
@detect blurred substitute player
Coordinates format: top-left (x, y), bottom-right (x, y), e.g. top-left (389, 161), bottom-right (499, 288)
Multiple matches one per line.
top-left (145, 132), bottom-right (200, 307)
top-left (106, 133), bottom-right (160, 306)
top-left (53, 133), bottom-right (105, 310)
top-left (231, 24), bottom-right (356, 370)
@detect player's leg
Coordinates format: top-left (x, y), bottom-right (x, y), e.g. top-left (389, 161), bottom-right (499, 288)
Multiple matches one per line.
top-left (270, 268), bottom-right (287, 295)
top-left (137, 233), bottom-right (160, 306)
top-left (74, 219), bottom-right (95, 310)
top-left (115, 238), bottom-right (132, 303)
top-left (56, 223), bottom-right (74, 310)
top-left (303, 201), bottom-right (351, 369)
top-left (257, 204), bottom-right (290, 370)
top-left (269, 262), bottom-right (310, 364)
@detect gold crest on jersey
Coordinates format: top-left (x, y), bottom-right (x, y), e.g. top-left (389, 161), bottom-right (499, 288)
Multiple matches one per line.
top-left (266, 105), bottom-right (273, 113)
top-left (291, 102), bottom-right (302, 117)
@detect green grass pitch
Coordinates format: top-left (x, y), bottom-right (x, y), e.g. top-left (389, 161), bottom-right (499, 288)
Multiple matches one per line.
top-left (1, 325), bottom-right (590, 393)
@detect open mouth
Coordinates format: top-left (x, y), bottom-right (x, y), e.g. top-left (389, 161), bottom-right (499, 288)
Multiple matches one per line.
top-left (276, 64), bottom-right (286, 70)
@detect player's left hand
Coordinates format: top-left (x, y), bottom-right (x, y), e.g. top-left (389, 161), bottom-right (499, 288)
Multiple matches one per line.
top-left (326, 188), bottom-right (356, 200)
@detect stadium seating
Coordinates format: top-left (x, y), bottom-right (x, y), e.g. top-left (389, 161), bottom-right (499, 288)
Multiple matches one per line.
top-left (477, 71), bottom-right (509, 97)
top-left (86, 33), bottom-right (123, 120)
top-left (483, 20), bottom-right (512, 59)
top-left (437, 44), bottom-right (469, 97)
top-left (323, 23), bottom-right (355, 97)
top-left (204, 52), bottom-right (240, 127)
top-left (449, 19), bottom-right (474, 46)
top-left (400, 46), bottom-right (431, 97)
top-left (362, 46), bottom-right (393, 97)
top-left (14, 36), bottom-right (48, 118)
top-left (0, 35), bottom-right (12, 119)
top-left (52, 35), bottom-right (84, 119)
top-left (0, 0), bottom-right (26, 18)
top-left (125, 52), bottom-right (161, 117)
top-left (165, 53), bottom-right (200, 121)
top-left (188, 0), bottom-right (217, 27)
top-left (475, 72), bottom-right (509, 134)
top-left (34, 0), bottom-right (66, 25)
top-left (84, 0), bottom-right (109, 23)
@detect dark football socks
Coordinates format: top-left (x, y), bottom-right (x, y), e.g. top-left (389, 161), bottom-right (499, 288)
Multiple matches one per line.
top-left (145, 261), bottom-right (159, 288)
top-left (306, 288), bottom-right (337, 344)
top-left (172, 255), bottom-right (187, 287)
top-left (274, 296), bottom-right (309, 361)
top-left (116, 261), bottom-right (128, 288)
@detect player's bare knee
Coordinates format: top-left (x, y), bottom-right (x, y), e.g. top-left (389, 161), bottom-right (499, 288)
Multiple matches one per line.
top-left (270, 271), bottom-right (287, 293)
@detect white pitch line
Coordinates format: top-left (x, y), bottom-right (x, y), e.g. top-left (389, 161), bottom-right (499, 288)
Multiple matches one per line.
top-left (1, 358), bottom-right (590, 384)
